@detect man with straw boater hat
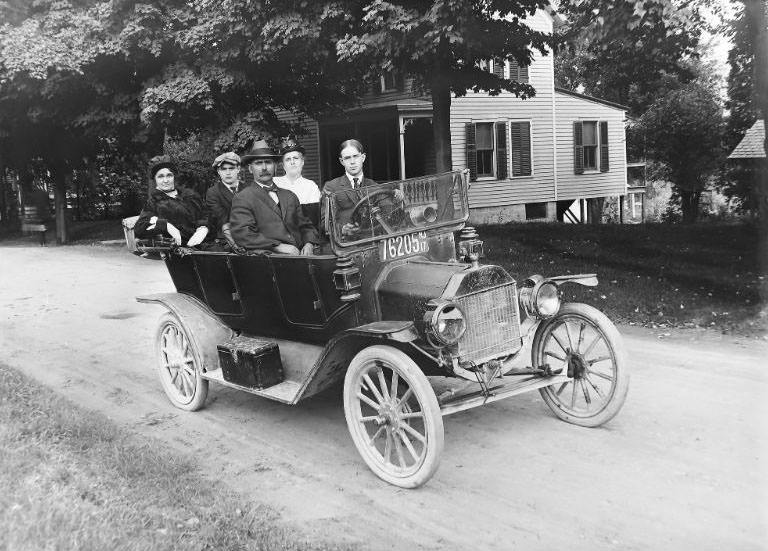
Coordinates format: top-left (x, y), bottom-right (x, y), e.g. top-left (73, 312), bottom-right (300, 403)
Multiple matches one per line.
top-left (230, 139), bottom-right (320, 255)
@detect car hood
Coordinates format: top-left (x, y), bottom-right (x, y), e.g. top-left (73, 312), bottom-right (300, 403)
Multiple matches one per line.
top-left (376, 260), bottom-right (514, 324)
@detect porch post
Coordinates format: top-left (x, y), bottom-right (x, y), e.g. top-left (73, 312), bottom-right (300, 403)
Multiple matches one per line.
top-left (398, 116), bottom-right (406, 180)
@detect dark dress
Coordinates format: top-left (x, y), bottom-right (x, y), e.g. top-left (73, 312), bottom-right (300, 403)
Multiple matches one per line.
top-left (134, 187), bottom-right (208, 242)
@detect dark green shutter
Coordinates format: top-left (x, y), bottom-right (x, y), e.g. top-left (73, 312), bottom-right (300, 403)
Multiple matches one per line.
top-left (371, 75), bottom-right (380, 95)
top-left (395, 71), bottom-right (405, 91)
top-left (493, 58), bottom-right (504, 78)
top-left (495, 122), bottom-right (508, 179)
top-left (510, 122), bottom-right (532, 177)
top-left (600, 121), bottom-right (609, 172)
top-left (574, 121), bottom-right (584, 175)
top-left (466, 123), bottom-right (477, 182)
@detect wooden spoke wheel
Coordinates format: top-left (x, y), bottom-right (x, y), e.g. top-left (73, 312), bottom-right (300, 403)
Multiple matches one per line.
top-left (344, 345), bottom-right (443, 488)
top-left (155, 312), bottom-right (208, 411)
top-left (533, 303), bottom-right (629, 427)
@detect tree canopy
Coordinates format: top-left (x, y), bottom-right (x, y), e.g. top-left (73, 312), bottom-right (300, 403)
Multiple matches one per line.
top-left (335, 0), bottom-right (552, 171)
top-left (637, 82), bottom-right (724, 223)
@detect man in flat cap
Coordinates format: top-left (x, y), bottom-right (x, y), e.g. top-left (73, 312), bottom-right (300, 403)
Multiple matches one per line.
top-left (205, 151), bottom-right (245, 251)
top-left (230, 140), bottom-right (320, 255)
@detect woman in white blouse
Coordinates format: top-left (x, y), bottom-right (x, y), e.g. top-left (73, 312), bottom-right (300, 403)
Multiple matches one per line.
top-left (274, 143), bottom-right (322, 229)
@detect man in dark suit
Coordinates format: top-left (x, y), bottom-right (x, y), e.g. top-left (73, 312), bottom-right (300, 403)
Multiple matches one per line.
top-left (230, 140), bottom-right (320, 255)
top-left (205, 151), bottom-right (245, 251)
top-left (322, 139), bottom-right (403, 235)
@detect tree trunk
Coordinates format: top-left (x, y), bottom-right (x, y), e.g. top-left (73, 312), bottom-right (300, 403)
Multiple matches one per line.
top-left (430, 71), bottom-right (452, 173)
top-left (586, 197), bottom-right (605, 224)
top-left (679, 190), bottom-right (700, 223)
top-left (52, 164), bottom-right (68, 244)
top-left (743, 0), bottom-right (768, 308)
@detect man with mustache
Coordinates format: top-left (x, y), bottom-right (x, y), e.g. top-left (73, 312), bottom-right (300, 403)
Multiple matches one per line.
top-left (230, 140), bottom-right (320, 255)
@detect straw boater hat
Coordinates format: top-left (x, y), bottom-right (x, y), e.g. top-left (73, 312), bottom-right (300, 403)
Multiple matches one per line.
top-left (240, 140), bottom-right (281, 164)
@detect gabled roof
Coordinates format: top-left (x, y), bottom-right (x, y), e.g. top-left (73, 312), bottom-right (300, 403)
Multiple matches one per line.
top-left (555, 87), bottom-right (629, 112)
top-left (729, 120), bottom-right (766, 159)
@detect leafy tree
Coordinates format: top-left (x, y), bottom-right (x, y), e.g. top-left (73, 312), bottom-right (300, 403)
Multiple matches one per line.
top-left (637, 82), bottom-right (725, 223)
top-left (554, 0), bottom-right (707, 117)
top-left (334, 0), bottom-right (552, 172)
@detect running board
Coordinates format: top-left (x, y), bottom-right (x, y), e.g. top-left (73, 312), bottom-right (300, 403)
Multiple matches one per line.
top-left (439, 374), bottom-right (570, 416)
top-left (202, 368), bottom-right (302, 404)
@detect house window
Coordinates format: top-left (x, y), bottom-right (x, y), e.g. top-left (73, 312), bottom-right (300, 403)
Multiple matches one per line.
top-left (582, 121), bottom-right (598, 170)
top-left (508, 58), bottom-right (529, 83)
top-left (380, 70), bottom-right (397, 92)
top-left (475, 122), bottom-right (495, 177)
top-left (525, 202), bottom-right (548, 220)
top-left (478, 59), bottom-right (492, 73)
top-left (574, 121), bottom-right (609, 174)
top-left (510, 121), bottom-right (532, 177)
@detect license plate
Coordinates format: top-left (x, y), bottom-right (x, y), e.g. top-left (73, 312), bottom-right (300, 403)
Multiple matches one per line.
top-left (380, 232), bottom-right (429, 261)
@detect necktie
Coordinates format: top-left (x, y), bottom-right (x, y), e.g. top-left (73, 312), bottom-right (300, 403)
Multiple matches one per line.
top-left (261, 184), bottom-right (280, 205)
top-left (353, 177), bottom-right (359, 188)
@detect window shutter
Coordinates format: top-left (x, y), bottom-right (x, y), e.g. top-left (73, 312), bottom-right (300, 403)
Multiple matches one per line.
top-left (509, 58), bottom-right (519, 81)
top-left (573, 121), bottom-right (584, 175)
top-left (600, 121), bottom-right (609, 172)
top-left (510, 122), bottom-right (532, 177)
top-left (519, 64), bottom-right (529, 83)
top-left (371, 75), bottom-right (381, 95)
top-left (493, 58), bottom-right (504, 78)
top-left (495, 122), bottom-right (508, 180)
top-left (466, 123), bottom-right (477, 182)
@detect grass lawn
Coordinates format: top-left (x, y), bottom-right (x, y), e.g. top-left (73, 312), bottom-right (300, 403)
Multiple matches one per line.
top-left (0, 364), bottom-right (353, 551)
top-left (481, 222), bottom-right (766, 336)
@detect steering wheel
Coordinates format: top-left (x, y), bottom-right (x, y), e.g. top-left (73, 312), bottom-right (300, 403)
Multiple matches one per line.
top-left (349, 189), bottom-right (405, 235)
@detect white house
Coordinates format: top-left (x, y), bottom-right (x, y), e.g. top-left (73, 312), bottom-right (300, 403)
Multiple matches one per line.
top-left (281, 8), bottom-right (628, 223)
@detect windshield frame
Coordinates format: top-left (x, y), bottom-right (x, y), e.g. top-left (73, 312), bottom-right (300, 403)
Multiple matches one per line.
top-left (325, 170), bottom-right (470, 253)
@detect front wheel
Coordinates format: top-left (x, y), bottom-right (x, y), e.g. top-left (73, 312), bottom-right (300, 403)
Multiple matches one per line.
top-left (155, 312), bottom-right (208, 411)
top-left (533, 303), bottom-right (628, 427)
top-left (343, 345), bottom-right (444, 488)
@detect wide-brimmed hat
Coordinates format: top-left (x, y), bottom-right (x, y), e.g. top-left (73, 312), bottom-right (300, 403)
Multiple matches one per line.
top-left (149, 155), bottom-right (177, 179)
top-left (212, 151), bottom-right (241, 168)
top-left (241, 140), bottom-right (280, 164)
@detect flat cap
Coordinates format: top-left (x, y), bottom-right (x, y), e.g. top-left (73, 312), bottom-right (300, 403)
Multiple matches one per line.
top-left (212, 151), bottom-right (241, 167)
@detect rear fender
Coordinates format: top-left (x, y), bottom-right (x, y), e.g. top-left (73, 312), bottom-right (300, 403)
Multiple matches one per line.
top-left (298, 321), bottom-right (421, 400)
top-left (136, 292), bottom-right (234, 373)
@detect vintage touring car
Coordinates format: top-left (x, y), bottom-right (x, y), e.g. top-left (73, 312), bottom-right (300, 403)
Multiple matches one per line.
top-left (130, 170), bottom-right (629, 488)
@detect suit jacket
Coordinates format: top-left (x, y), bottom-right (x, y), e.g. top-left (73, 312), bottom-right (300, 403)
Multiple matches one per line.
top-left (205, 181), bottom-right (246, 239)
top-left (321, 175), bottom-right (379, 230)
top-left (230, 183), bottom-right (320, 251)
top-left (134, 187), bottom-right (208, 242)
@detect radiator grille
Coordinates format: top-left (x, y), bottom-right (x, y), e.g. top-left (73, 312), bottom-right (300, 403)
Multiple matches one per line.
top-left (454, 283), bottom-right (522, 364)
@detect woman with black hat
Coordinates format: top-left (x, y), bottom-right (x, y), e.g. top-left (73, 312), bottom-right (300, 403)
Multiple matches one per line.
top-left (274, 142), bottom-right (322, 228)
top-left (134, 155), bottom-right (210, 246)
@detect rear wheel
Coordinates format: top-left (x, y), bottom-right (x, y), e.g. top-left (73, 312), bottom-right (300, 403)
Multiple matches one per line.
top-left (343, 345), bottom-right (443, 488)
top-left (155, 312), bottom-right (208, 411)
top-left (533, 303), bottom-right (628, 427)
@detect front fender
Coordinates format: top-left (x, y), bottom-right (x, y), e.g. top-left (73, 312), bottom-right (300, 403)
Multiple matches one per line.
top-left (547, 273), bottom-right (598, 287)
top-left (298, 321), bottom-right (420, 400)
top-left (136, 292), bottom-right (234, 373)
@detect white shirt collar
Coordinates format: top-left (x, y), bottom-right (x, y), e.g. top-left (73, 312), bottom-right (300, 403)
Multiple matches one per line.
top-left (346, 173), bottom-right (364, 187)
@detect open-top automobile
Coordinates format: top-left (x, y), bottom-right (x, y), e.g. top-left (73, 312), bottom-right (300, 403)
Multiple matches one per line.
top-left (129, 169), bottom-right (629, 488)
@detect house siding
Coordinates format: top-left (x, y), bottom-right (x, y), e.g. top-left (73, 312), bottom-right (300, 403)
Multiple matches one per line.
top-left (450, 9), bottom-right (556, 210)
top-left (554, 92), bottom-right (627, 200)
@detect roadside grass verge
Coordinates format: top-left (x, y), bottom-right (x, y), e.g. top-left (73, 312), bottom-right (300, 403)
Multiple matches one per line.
top-left (0, 364), bottom-right (354, 551)
top-left (480, 222), bottom-right (766, 336)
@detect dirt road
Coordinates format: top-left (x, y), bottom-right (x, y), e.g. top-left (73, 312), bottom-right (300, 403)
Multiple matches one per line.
top-left (1, 244), bottom-right (766, 550)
